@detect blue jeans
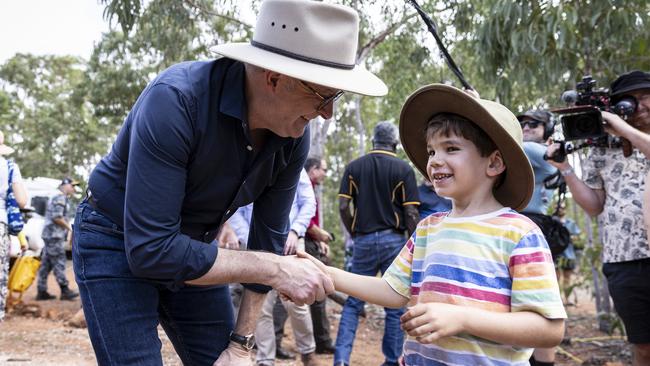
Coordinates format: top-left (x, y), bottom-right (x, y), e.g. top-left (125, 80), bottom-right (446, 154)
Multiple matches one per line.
top-left (73, 202), bottom-right (234, 365)
top-left (334, 230), bottom-right (406, 365)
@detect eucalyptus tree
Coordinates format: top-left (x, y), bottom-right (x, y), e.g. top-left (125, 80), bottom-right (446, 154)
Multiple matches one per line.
top-left (447, 0), bottom-right (650, 106)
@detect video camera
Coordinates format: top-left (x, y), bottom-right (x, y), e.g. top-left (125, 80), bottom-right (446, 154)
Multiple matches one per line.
top-left (547, 75), bottom-right (636, 162)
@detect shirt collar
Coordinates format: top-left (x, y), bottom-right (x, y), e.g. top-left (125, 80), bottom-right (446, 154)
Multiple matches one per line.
top-left (219, 61), bottom-right (247, 122)
top-left (369, 149), bottom-right (397, 157)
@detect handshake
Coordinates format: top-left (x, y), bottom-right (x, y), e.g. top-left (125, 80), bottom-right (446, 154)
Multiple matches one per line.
top-left (270, 250), bottom-right (336, 306)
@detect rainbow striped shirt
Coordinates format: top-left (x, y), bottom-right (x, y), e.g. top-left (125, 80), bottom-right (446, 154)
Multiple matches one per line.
top-left (383, 208), bottom-right (566, 366)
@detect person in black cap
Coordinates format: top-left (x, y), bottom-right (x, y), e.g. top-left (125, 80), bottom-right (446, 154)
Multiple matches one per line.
top-left (335, 120), bottom-right (420, 366)
top-left (547, 70), bottom-right (650, 365)
top-left (36, 177), bottom-right (80, 301)
top-left (518, 109), bottom-right (561, 366)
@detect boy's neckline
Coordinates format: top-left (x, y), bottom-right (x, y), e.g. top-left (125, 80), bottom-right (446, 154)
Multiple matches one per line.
top-left (443, 207), bottom-right (512, 222)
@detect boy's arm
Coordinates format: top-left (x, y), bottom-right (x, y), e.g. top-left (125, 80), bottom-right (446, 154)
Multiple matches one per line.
top-left (298, 251), bottom-right (409, 309)
top-left (401, 302), bottom-right (565, 348)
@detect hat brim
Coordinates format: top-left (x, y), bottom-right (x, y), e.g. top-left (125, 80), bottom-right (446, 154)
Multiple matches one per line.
top-left (0, 145), bottom-right (14, 155)
top-left (399, 84), bottom-right (533, 211)
top-left (210, 43), bottom-right (387, 96)
top-left (611, 83), bottom-right (650, 96)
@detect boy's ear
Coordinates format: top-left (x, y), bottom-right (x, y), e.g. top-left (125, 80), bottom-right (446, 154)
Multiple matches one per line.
top-left (486, 150), bottom-right (506, 177)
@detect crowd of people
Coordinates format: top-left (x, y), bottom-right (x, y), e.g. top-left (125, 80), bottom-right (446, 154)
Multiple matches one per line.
top-left (1, 0), bottom-right (649, 365)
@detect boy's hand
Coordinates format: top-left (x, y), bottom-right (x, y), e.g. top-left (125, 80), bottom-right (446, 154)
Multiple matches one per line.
top-left (212, 342), bottom-right (252, 366)
top-left (400, 303), bottom-right (465, 343)
top-left (296, 250), bottom-right (334, 286)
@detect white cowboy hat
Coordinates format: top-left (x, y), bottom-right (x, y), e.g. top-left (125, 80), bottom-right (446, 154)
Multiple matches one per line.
top-left (210, 0), bottom-right (387, 96)
top-left (399, 84), bottom-right (534, 211)
top-left (0, 131), bottom-right (15, 155)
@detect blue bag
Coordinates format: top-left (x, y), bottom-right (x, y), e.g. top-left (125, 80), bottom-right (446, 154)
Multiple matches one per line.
top-left (6, 160), bottom-right (24, 235)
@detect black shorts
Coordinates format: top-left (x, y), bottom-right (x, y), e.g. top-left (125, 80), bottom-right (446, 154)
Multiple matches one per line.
top-left (602, 258), bottom-right (650, 344)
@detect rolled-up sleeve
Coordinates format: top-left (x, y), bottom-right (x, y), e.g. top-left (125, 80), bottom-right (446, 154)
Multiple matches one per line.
top-left (244, 129), bottom-right (310, 293)
top-left (123, 83), bottom-right (218, 290)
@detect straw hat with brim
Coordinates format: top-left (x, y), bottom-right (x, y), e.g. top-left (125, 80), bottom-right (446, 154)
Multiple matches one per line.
top-left (399, 84), bottom-right (534, 211)
top-left (0, 131), bottom-right (14, 155)
top-left (210, 0), bottom-right (387, 97)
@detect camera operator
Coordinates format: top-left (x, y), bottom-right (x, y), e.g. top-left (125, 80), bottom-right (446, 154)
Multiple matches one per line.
top-left (546, 70), bottom-right (650, 366)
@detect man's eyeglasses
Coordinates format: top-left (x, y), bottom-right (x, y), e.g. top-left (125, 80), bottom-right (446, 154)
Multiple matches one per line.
top-left (297, 80), bottom-right (344, 112)
top-left (520, 120), bottom-right (543, 129)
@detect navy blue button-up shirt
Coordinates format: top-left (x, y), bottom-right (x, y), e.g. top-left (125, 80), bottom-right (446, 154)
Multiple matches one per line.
top-left (87, 58), bottom-right (310, 292)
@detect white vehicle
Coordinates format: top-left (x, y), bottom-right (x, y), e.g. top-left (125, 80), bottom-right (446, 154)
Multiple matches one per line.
top-left (9, 177), bottom-right (63, 257)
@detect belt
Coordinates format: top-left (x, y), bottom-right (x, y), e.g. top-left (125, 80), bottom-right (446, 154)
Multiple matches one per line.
top-left (85, 190), bottom-right (217, 244)
top-left (86, 191), bottom-right (99, 210)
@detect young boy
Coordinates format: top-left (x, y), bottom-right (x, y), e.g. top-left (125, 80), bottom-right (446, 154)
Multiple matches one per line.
top-left (301, 84), bottom-right (566, 365)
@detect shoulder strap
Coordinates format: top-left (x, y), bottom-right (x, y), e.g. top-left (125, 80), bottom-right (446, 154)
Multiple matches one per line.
top-left (6, 159), bottom-right (13, 184)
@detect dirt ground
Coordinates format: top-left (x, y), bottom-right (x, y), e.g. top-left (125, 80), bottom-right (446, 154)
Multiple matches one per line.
top-left (0, 260), bottom-right (633, 366)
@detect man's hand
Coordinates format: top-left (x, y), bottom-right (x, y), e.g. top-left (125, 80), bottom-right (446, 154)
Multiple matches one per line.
top-left (602, 110), bottom-right (635, 137)
top-left (283, 230), bottom-right (299, 255)
top-left (217, 223), bottom-right (240, 249)
top-left (271, 253), bottom-right (334, 306)
top-left (545, 143), bottom-right (572, 170)
top-left (212, 342), bottom-right (252, 366)
top-left (318, 241), bottom-right (330, 257)
top-left (308, 226), bottom-right (333, 243)
top-left (400, 303), bottom-right (465, 344)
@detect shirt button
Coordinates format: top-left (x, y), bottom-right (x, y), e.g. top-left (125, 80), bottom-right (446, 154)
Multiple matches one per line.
top-left (226, 209), bottom-right (231, 215)
top-left (246, 145), bottom-right (253, 151)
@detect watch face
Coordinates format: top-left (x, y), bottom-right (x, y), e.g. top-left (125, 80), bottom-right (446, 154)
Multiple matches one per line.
top-left (244, 335), bottom-right (255, 349)
top-left (230, 331), bottom-right (255, 351)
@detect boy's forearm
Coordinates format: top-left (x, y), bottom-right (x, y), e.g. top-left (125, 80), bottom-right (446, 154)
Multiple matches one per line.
top-left (462, 308), bottom-right (564, 348)
top-left (329, 267), bottom-right (408, 308)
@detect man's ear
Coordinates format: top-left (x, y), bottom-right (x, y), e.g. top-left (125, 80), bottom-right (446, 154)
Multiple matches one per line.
top-left (264, 70), bottom-right (282, 92)
top-left (486, 150), bottom-right (506, 177)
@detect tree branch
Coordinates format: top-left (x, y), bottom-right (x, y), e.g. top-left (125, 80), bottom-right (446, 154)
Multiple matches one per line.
top-left (357, 12), bottom-right (419, 62)
top-left (183, 0), bottom-right (253, 30)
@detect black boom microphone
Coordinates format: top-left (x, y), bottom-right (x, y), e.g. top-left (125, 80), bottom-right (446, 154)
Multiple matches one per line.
top-left (407, 0), bottom-right (474, 91)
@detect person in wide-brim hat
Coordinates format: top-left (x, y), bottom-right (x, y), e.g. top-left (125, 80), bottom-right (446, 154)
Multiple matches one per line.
top-left (0, 131), bottom-right (15, 155)
top-left (211, 0), bottom-right (386, 97)
top-left (399, 84), bottom-right (534, 211)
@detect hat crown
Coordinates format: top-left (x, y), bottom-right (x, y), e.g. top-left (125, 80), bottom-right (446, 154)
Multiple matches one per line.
top-left (253, 0), bottom-right (359, 67)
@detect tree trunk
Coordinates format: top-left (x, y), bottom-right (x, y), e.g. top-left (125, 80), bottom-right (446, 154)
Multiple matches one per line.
top-left (354, 95), bottom-right (365, 156)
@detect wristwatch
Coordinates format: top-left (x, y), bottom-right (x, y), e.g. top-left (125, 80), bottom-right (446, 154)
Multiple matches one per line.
top-left (229, 331), bottom-right (255, 351)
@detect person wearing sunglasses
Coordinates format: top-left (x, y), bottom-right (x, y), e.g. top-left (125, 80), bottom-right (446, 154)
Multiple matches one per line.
top-left (517, 109), bottom-right (569, 366)
top-left (546, 70), bottom-right (650, 366)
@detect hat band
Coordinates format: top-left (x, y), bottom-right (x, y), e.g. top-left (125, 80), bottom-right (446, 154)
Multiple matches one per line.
top-left (251, 40), bottom-right (355, 70)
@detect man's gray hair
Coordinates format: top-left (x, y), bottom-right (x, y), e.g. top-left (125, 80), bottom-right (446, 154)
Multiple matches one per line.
top-left (372, 120), bottom-right (398, 146)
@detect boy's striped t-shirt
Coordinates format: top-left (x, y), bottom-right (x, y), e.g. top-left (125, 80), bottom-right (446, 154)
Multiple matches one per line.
top-left (383, 207), bottom-right (566, 366)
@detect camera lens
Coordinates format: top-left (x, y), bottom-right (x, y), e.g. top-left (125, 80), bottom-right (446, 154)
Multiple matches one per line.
top-left (574, 115), bottom-right (595, 134)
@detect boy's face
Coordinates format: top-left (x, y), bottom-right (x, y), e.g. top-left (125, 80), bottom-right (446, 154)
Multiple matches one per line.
top-left (425, 131), bottom-right (502, 202)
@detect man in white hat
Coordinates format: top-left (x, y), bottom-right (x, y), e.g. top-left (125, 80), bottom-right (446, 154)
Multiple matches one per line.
top-left (72, 0), bottom-right (387, 365)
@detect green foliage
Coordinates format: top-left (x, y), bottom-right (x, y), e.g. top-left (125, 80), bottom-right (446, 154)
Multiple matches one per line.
top-left (0, 54), bottom-right (111, 181)
top-left (449, 0), bottom-right (650, 106)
